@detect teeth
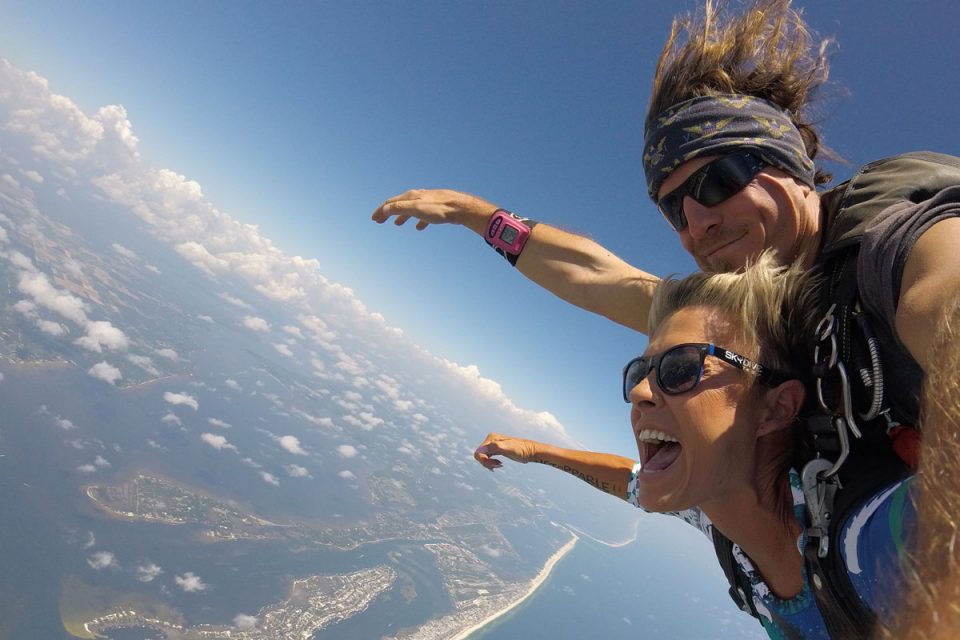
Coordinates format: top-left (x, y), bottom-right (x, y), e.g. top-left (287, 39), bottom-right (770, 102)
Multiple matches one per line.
top-left (637, 429), bottom-right (679, 444)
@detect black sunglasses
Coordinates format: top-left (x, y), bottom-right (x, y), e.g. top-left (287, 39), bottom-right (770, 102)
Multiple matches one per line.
top-left (621, 342), bottom-right (787, 402)
top-left (656, 152), bottom-right (766, 232)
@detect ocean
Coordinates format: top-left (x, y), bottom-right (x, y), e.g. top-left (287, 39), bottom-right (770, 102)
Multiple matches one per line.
top-left (469, 519), bottom-right (768, 640)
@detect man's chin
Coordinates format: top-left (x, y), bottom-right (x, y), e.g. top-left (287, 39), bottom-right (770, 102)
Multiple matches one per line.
top-left (699, 242), bottom-right (755, 272)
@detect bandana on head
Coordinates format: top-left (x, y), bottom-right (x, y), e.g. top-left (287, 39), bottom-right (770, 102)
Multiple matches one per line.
top-left (642, 94), bottom-right (816, 200)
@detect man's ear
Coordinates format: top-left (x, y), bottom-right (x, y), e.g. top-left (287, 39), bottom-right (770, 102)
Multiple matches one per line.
top-left (756, 379), bottom-right (806, 438)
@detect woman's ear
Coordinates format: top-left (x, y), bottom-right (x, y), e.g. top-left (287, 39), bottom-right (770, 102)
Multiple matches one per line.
top-left (756, 379), bottom-right (806, 438)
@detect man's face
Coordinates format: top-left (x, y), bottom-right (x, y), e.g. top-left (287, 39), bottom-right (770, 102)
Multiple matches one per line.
top-left (656, 155), bottom-right (817, 272)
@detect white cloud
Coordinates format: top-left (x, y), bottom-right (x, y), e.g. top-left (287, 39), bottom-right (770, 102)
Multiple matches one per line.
top-left (163, 391), bottom-right (198, 410)
top-left (175, 241), bottom-right (228, 277)
top-left (175, 572), bottom-right (209, 592)
top-left (285, 464), bottom-right (310, 478)
top-left (439, 358), bottom-right (572, 444)
top-left (259, 471), bottom-right (279, 486)
top-left (224, 379), bottom-right (241, 391)
top-left (94, 455), bottom-right (111, 468)
top-left (128, 354), bottom-right (160, 376)
top-left (17, 270), bottom-right (87, 324)
top-left (111, 243), bottom-right (137, 259)
top-left (197, 314), bottom-right (214, 323)
top-left (19, 168), bottom-right (43, 184)
top-left (218, 292), bottom-right (252, 309)
top-left (282, 325), bottom-right (303, 339)
top-left (36, 319), bottom-right (66, 335)
top-left (0, 58), bottom-right (578, 456)
top-left (75, 320), bottom-right (130, 353)
top-left (278, 435), bottom-right (306, 455)
top-left (338, 470), bottom-right (355, 480)
top-left (87, 361), bottom-right (122, 385)
top-left (234, 614), bottom-right (258, 631)
top-left (207, 417), bottom-right (231, 429)
top-left (336, 444), bottom-right (358, 458)
top-left (87, 551), bottom-right (118, 570)
top-left (273, 342), bottom-right (293, 357)
top-left (83, 532), bottom-right (96, 549)
top-left (161, 411), bottom-right (181, 426)
top-left (146, 264), bottom-right (161, 274)
top-left (77, 464), bottom-right (98, 473)
top-left (201, 433), bottom-right (236, 452)
top-left (136, 562), bottom-right (163, 583)
top-left (54, 416), bottom-right (76, 430)
top-left (342, 411), bottom-right (384, 431)
top-left (154, 348), bottom-right (179, 361)
top-left (242, 316), bottom-right (270, 332)
top-left (0, 226), bottom-right (7, 244)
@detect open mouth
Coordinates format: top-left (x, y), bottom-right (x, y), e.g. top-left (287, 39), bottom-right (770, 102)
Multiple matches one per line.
top-left (637, 429), bottom-right (682, 473)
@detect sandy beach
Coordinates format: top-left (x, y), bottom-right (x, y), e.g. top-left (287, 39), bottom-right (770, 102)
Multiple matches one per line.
top-left (450, 531), bottom-right (579, 640)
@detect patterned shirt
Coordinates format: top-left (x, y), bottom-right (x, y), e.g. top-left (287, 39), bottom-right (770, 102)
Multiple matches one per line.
top-left (626, 464), bottom-right (915, 639)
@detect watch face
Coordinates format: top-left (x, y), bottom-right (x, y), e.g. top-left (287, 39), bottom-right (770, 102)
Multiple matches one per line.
top-left (500, 226), bottom-right (519, 244)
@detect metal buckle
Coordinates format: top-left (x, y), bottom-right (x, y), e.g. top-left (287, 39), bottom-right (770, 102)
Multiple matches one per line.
top-left (801, 457), bottom-right (840, 559)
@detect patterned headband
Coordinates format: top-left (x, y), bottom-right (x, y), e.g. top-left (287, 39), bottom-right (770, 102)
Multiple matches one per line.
top-left (642, 94), bottom-right (816, 200)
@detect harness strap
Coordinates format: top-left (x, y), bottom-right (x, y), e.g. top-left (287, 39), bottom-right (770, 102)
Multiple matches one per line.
top-left (711, 527), bottom-right (762, 621)
top-left (803, 443), bottom-right (911, 639)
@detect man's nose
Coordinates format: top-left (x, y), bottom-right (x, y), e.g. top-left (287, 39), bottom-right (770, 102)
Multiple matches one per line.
top-left (682, 197), bottom-right (722, 240)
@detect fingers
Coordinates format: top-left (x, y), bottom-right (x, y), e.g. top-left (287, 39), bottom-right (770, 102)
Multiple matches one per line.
top-left (474, 443), bottom-right (503, 471)
top-left (371, 190), bottom-right (427, 224)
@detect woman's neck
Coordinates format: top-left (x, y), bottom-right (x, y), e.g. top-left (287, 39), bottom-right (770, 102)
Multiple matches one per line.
top-left (701, 474), bottom-right (804, 599)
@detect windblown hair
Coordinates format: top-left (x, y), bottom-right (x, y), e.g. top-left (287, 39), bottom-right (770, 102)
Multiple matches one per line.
top-left (647, 0), bottom-right (835, 184)
top-left (649, 250), bottom-right (820, 384)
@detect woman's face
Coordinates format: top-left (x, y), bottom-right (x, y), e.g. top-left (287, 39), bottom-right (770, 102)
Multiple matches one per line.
top-left (626, 305), bottom-right (766, 512)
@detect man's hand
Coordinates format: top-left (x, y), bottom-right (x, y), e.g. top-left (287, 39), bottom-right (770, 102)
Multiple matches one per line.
top-left (372, 189), bottom-right (497, 234)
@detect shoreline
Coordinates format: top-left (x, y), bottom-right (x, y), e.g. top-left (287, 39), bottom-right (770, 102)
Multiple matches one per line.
top-left (450, 531), bottom-right (579, 640)
top-left (565, 515), bottom-right (642, 548)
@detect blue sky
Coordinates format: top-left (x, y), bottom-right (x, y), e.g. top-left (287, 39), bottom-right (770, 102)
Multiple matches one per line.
top-left (2, 0), bottom-right (958, 455)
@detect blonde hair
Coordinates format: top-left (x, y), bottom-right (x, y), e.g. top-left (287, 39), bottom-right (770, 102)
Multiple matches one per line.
top-left (648, 0), bottom-right (835, 185)
top-left (649, 251), bottom-right (820, 380)
top-left (650, 252), bottom-right (821, 526)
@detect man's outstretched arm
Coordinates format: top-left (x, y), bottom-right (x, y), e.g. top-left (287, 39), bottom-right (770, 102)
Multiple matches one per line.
top-left (372, 189), bottom-right (660, 334)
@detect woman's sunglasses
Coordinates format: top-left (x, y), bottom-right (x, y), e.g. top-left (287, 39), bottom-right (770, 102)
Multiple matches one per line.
top-left (656, 152), bottom-right (766, 232)
top-left (621, 342), bottom-right (786, 402)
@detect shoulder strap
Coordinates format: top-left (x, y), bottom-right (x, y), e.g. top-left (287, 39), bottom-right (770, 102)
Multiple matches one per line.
top-left (711, 526), bottom-right (763, 622)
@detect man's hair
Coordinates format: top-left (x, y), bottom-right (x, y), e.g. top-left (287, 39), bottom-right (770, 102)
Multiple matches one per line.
top-left (647, 0), bottom-right (834, 185)
top-left (648, 251), bottom-right (820, 381)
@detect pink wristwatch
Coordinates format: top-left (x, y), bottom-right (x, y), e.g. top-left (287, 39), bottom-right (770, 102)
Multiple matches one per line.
top-left (485, 209), bottom-right (535, 265)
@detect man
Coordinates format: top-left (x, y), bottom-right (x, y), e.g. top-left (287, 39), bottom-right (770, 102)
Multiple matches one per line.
top-left (373, 1), bottom-right (960, 637)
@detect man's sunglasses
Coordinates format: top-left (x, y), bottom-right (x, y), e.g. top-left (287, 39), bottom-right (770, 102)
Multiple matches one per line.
top-left (656, 152), bottom-right (766, 232)
top-left (621, 342), bottom-right (787, 402)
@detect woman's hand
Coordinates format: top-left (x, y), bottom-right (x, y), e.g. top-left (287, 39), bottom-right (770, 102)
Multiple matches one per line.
top-left (372, 189), bottom-right (497, 233)
top-left (473, 432), bottom-right (539, 471)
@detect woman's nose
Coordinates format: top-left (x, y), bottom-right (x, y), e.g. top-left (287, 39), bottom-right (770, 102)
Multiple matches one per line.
top-left (627, 372), bottom-right (657, 405)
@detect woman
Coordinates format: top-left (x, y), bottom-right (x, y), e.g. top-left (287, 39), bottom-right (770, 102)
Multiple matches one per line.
top-left (473, 255), bottom-right (915, 639)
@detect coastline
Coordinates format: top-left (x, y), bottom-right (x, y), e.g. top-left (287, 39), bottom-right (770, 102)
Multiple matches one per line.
top-left (450, 531), bottom-right (579, 640)
top-left (565, 515), bottom-right (642, 548)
